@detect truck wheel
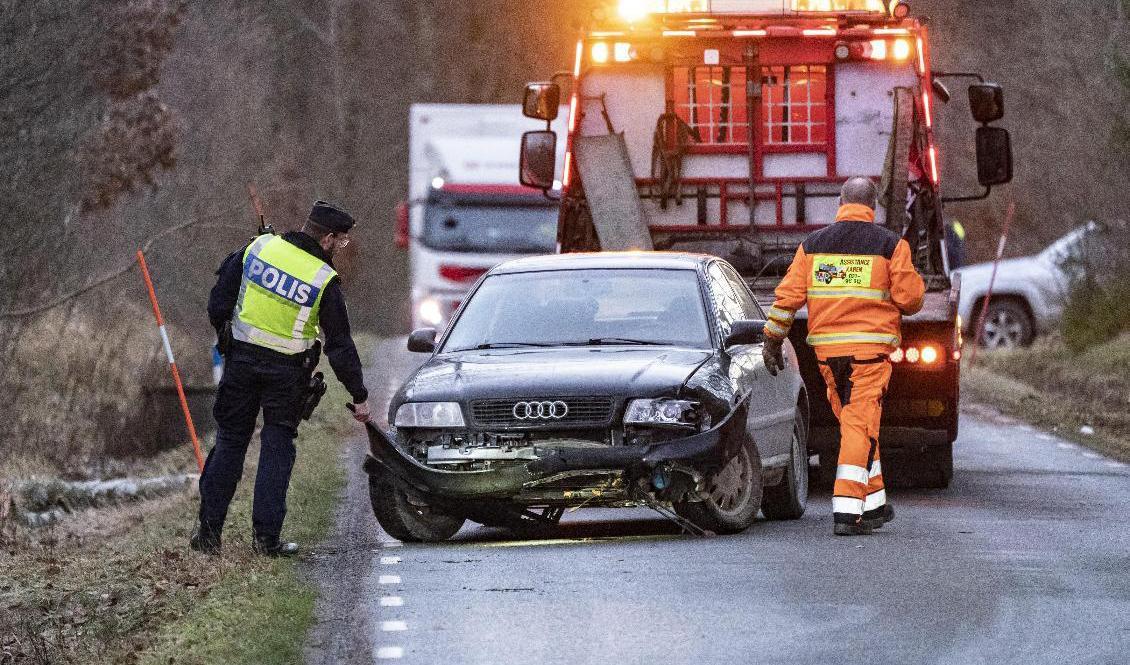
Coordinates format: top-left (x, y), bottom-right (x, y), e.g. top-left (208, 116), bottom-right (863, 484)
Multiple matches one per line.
top-left (907, 443), bottom-right (954, 489)
top-left (675, 438), bottom-right (763, 534)
top-left (368, 475), bottom-right (465, 543)
top-left (762, 410), bottom-right (809, 520)
top-left (980, 300), bottom-right (1034, 349)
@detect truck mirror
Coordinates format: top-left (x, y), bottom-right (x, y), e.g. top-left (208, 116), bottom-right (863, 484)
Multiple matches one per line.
top-left (519, 130), bottom-right (558, 191)
top-left (523, 83), bottom-right (561, 121)
top-left (975, 126), bottom-right (1013, 187)
top-left (968, 83), bottom-right (1004, 123)
top-left (407, 328), bottom-right (437, 353)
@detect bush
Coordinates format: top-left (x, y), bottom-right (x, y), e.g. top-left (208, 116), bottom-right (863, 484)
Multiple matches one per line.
top-left (1059, 220), bottom-right (1130, 353)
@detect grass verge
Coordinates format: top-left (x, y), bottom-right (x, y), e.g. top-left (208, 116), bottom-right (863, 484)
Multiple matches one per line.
top-left (961, 333), bottom-right (1130, 462)
top-left (1, 334), bottom-right (373, 664)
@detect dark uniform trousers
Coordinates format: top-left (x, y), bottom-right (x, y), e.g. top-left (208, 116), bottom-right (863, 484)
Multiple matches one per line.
top-left (199, 347), bottom-right (308, 541)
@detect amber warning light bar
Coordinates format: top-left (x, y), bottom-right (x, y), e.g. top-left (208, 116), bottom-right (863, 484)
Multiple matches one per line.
top-left (616, 0), bottom-right (908, 21)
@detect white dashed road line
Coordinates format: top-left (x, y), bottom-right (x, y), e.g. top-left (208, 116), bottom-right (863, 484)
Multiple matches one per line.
top-left (381, 556), bottom-right (402, 565)
top-left (382, 621), bottom-right (408, 632)
top-left (379, 575), bottom-right (402, 585)
top-left (1057, 442), bottom-right (1077, 450)
top-left (1082, 452), bottom-right (1101, 459)
top-left (380, 596), bottom-right (405, 607)
top-left (376, 646), bottom-right (404, 660)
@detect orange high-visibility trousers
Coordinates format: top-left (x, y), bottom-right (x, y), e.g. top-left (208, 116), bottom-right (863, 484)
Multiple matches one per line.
top-left (818, 356), bottom-right (891, 522)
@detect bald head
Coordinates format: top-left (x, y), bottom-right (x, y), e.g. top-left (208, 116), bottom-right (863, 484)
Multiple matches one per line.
top-left (840, 177), bottom-right (879, 210)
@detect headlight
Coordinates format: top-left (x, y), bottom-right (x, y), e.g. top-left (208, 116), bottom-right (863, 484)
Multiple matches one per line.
top-left (417, 298), bottom-right (444, 327)
top-left (624, 398), bottom-right (700, 427)
top-left (394, 402), bottom-right (465, 428)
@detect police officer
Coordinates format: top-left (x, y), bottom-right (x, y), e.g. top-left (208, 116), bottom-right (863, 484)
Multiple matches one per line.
top-left (762, 178), bottom-right (925, 536)
top-left (192, 201), bottom-right (372, 556)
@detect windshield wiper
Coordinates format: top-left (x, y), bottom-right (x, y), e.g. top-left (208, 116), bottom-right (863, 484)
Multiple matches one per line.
top-left (467, 342), bottom-right (556, 350)
top-left (579, 337), bottom-right (667, 346)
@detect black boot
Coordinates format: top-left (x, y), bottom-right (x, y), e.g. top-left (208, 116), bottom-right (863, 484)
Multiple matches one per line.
top-left (253, 537), bottom-right (300, 558)
top-left (833, 514), bottom-right (873, 536)
top-left (190, 526), bottom-right (222, 555)
top-left (863, 504), bottom-right (895, 530)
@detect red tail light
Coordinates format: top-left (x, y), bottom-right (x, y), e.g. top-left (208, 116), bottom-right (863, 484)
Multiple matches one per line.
top-left (395, 201), bottom-right (409, 250)
top-left (439, 265), bottom-right (489, 283)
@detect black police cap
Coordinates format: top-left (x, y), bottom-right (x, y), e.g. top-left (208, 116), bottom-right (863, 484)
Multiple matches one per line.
top-left (309, 200), bottom-right (355, 233)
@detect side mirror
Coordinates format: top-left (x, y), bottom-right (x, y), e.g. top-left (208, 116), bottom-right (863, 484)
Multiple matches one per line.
top-left (407, 328), bottom-right (438, 353)
top-left (519, 130), bottom-right (558, 191)
top-left (969, 83), bottom-right (1004, 123)
top-left (523, 82), bottom-right (561, 121)
top-left (395, 201), bottom-right (409, 250)
top-left (975, 126), bottom-right (1013, 187)
top-left (724, 320), bottom-right (767, 348)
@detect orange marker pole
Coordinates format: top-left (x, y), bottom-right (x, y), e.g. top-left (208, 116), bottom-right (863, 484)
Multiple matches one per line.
top-left (968, 201), bottom-right (1016, 365)
top-left (137, 250), bottom-right (205, 471)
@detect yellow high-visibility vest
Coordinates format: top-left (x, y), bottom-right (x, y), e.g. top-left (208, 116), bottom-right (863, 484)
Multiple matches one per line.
top-left (231, 235), bottom-right (337, 354)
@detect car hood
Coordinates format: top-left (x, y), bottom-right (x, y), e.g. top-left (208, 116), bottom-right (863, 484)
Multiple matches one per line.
top-left (954, 256), bottom-right (1050, 286)
top-left (397, 347), bottom-right (715, 404)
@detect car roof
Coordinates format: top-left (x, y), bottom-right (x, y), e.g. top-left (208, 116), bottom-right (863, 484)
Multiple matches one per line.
top-left (491, 252), bottom-right (715, 274)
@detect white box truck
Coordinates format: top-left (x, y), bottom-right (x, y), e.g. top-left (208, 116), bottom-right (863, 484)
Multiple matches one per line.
top-left (397, 104), bottom-right (567, 330)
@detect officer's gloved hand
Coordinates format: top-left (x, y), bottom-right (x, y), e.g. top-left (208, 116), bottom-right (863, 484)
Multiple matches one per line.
top-left (762, 337), bottom-right (786, 377)
top-left (351, 400), bottom-right (372, 423)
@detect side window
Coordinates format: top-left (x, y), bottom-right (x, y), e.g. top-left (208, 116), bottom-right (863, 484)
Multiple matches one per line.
top-left (706, 262), bottom-right (751, 339)
top-left (720, 263), bottom-right (764, 320)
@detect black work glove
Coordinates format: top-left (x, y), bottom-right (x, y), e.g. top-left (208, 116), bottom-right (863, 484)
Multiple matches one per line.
top-left (763, 337), bottom-right (785, 377)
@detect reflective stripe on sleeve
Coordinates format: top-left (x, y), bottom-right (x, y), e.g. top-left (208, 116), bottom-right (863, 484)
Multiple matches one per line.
top-left (837, 464), bottom-right (870, 485)
top-left (864, 489), bottom-right (887, 512)
top-left (767, 306), bottom-right (796, 323)
top-left (870, 461), bottom-right (883, 478)
top-left (807, 332), bottom-right (900, 347)
top-left (832, 496), bottom-right (864, 515)
top-left (764, 319), bottom-right (790, 339)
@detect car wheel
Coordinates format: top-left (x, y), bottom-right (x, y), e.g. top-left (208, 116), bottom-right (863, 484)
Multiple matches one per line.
top-left (980, 300), bottom-right (1034, 349)
top-left (761, 410), bottom-right (809, 520)
top-left (368, 474), bottom-right (465, 543)
top-left (674, 437), bottom-right (763, 534)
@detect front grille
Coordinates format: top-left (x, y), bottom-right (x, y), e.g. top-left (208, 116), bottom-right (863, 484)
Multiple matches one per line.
top-left (470, 397), bottom-right (616, 428)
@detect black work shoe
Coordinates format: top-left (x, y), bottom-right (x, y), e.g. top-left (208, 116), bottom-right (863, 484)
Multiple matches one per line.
top-left (863, 504), bottom-right (895, 530)
top-left (190, 527), bottom-right (222, 555)
top-left (834, 521), bottom-right (873, 536)
top-left (253, 539), bottom-right (300, 558)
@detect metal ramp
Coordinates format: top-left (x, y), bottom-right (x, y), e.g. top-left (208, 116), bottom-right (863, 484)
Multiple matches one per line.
top-left (574, 133), bottom-right (654, 251)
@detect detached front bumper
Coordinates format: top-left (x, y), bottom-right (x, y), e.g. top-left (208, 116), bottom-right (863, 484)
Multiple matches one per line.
top-left (361, 404), bottom-right (748, 500)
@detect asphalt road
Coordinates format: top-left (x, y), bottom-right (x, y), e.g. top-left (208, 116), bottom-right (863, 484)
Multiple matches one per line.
top-left (304, 338), bottom-right (1130, 665)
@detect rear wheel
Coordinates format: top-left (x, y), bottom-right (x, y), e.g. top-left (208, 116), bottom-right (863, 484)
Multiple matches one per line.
top-left (762, 411), bottom-right (809, 520)
top-left (368, 475), bottom-right (465, 543)
top-left (674, 438), bottom-right (762, 534)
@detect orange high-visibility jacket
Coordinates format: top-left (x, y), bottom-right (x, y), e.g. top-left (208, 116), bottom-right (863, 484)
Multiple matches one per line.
top-left (764, 204), bottom-right (926, 360)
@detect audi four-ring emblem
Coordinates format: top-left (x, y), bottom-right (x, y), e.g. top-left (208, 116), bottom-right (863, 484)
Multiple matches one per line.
top-left (512, 400), bottom-right (569, 420)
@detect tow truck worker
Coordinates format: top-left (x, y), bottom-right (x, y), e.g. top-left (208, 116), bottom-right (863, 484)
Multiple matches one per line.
top-left (762, 177), bottom-right (925, 536)
top-left (192, 201), bottom-right (373, 557)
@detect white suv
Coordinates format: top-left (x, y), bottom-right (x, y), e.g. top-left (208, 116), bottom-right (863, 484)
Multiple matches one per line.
top-left (953, 222), bottom-right (1109, 349)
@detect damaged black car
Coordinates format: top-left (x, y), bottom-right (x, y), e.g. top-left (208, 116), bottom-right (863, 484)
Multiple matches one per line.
top-left (362, 253), bottom-right (809, 542)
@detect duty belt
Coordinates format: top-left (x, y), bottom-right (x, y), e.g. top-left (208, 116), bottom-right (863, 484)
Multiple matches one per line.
top-left (229, 339), bottom-right (311, 367)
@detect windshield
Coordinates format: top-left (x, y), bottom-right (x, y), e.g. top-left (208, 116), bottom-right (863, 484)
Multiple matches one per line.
top-left (423, 202), bottom-right (558, 254)
top-left (442, 269), bottom-right (713, 352)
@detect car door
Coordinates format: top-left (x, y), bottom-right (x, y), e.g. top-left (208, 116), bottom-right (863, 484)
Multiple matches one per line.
top-left (704, 261), bottom-right (792, 463)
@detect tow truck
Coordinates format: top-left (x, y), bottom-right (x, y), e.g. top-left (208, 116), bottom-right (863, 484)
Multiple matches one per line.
top-left (398, 104), bottom-right (566, 330)
top-left (518, 0), bottom-right (1014, 487)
